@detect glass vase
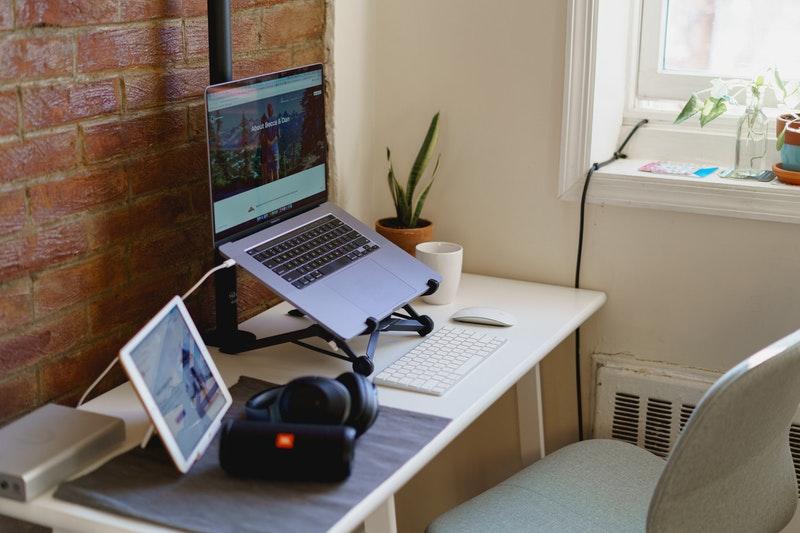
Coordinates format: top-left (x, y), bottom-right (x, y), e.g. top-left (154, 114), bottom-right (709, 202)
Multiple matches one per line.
top-left (730, 92), bottom-right (767, 179)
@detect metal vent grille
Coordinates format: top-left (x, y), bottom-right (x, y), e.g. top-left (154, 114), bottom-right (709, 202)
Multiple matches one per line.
top-left (644, 398), bottom-right (672, 457)
top-left (611, 392), bottom-right (640, 444)
top-left (595, 362), bottom-right (800, 500)
top-left (790, 424), bottom-right (800, 498)
top-left (679, 403), bottom-right (695, 432)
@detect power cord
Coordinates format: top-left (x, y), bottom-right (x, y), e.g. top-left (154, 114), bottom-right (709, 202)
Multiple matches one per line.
top-left (574, 119), bottom-right (648, 441)
top-left (77, 259), bottom-right (237, 408)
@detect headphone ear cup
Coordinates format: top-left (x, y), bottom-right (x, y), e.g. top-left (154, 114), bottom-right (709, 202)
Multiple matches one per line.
top-left (279, 376), bottom-right (351, 425)
top-left (245, 386), bottom-right (284, 422)
top-left (336, 372), bottom-right (378, 436)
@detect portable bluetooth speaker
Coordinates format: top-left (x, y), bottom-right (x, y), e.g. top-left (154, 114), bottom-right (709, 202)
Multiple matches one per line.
top-left (218, 420), bottom-right (356, 482)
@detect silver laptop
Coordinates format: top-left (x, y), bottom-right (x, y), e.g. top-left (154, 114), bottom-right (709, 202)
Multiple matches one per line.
top-left (205, 64), bottom-right (440, 341)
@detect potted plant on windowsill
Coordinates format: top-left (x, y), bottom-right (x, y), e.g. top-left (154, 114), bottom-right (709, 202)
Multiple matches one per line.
top-left (674, 69), bottom-right (799, 180)
top-left (375, 112), bottom-right (441, 255)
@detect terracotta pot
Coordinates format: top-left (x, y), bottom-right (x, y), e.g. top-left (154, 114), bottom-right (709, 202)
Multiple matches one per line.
top-left (777, 114), bottom-right (800, 146)
top-left (375, 218), bottom-right (433, 256)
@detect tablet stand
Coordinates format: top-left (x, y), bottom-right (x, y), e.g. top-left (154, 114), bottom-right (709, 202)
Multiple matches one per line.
top-left (202, 260), bottom-right (438, 376)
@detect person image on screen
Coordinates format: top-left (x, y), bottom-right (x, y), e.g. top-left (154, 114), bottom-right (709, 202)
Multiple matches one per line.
top-left (259, 103), bottom-right (280, 182)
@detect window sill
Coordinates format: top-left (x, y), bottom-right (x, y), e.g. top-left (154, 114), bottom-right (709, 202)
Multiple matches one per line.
top-left (562, 158), bottom-right (800, 225)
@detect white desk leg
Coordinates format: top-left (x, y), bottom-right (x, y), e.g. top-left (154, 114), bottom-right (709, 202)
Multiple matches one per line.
top-left (516, 364), bottom-right (546, 466)
top-left (363, 495), bottom-right (397, 533)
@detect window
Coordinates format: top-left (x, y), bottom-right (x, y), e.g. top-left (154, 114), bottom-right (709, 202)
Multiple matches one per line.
top-left (559, 0), bottom-right (800, 225)
top-left (638, 0), bottom-right (800, 103)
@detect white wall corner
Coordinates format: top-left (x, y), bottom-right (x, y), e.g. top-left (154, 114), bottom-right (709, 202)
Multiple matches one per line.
top-left (558, 0), bottom-right (598, 201)
top-left (324, 0), bottom-right (338, 199)
top-left (327, 0), bottom-right (377, 224)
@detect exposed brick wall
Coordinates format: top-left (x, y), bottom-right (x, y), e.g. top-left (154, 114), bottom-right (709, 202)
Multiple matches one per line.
top-left (0, 0), bottom-right (325, 423)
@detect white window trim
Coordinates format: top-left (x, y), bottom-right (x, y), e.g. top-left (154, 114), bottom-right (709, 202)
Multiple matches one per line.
top-left (559, 0), bottom-right (800, 225)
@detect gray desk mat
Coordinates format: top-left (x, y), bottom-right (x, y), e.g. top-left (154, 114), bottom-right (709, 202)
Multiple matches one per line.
top-left (54, 376), bottom-right (450, 533)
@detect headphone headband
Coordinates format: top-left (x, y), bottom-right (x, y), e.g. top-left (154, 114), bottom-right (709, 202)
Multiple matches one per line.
top-left (244, 386), bottom-right (283, 422)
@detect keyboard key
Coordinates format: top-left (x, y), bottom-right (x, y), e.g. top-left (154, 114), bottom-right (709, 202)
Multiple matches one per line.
top-left (374, 327), bottom-right (507, 396)
top-left (319, 255), bottom-right (354, 276)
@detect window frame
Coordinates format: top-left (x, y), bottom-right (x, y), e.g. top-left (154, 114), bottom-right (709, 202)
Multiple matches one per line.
top-left (558, 0), bottom-right (800, 226)
top-left (637, 0), bottom-right (713, 101)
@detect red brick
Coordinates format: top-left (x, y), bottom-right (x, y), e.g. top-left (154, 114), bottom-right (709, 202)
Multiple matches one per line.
top-left (0, 130), bottom-right (77, 184)
top-left (0, 277), bottom-right (33, 334)
top-left (0, 35), bottom-right (73, 83)
top-left (0, 90), bottom-right (18, 136)
top-left (188, 102), bottom-right (207, 140)
top-left (23, 80), bottom-right (120, 130)
top-left (124, 67), bottom-right (208, 110)
top-left (0, 369), bottom-right (38, 422)
top-left (127, 142), bottom-right (207, 195)
top-left (84, 205), bottom-right (130, 250)
top-left (233, 0), bottom-right (290, 8)
top-left (0, 0), bottom-right (12, 30)
top-left (40, 333), bottom-right (126, 403)
top-left (34, 251), bottom-right (126, 317)
top-left (293, 42), bottom-right (324, 65)
top-left (77, 23), bottom-right (183, 73)
top-left (129, 189), bottom-right (194, 237)
top-left (233, 49), bottom-right (292, 79)
top-left (0, 222), bottom-right (88, 281)
top-left (0, 308), bottom-right (86, 372)
top-left (88, 270), bottom-right (189, 334)
top-left (238, 269), bottom-right (279, 320)
top-left (85, 189), bottom-right (194, 251)
top-left (185, 13), bottom-right (260, 58)
top-left (82, 109), bottom-right (187, 162)
top-left (262, 1), bottom-right (323, 48)
top-left (122, 0), bottom-right (206, 20)
top-left (29, 168), bottom-right (127, 223)
top-left (0, 189), bottom-right (26, 236)
top-left (189, 178), bottom-right (212, 219)
top-left (16, 0), bottom-right (117, 27)
top-left (130, 225), bottom-right (206, 277)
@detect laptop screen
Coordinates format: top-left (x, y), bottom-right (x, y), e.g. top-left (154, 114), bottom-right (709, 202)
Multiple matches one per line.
top-left (205, 64), bottom-right (327, 245)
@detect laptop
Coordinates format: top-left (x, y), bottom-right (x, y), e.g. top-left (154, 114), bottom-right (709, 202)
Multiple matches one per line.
top-left (205, 64), bottom-right (440, 341)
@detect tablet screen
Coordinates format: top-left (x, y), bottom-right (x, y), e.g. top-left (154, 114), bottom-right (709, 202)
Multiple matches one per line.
top-left (127, 304), bottom-right (228, 459)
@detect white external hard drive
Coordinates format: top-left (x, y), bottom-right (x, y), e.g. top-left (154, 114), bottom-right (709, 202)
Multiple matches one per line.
top-left (0, 403), bottom-right (125, 501)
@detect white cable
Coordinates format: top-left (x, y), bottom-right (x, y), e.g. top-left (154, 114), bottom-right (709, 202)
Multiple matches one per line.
top-left (77, 356), bottom-right (119, 407)
top-left (77, 260), bottom-right (237, 407)
top-left (182, 258), bottom-right (236, 300)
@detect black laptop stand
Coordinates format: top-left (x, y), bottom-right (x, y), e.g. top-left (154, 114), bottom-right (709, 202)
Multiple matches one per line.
top-left (202, 254), bottom-right (438, 376)
top-left (200, 1), bottom-right (437, 376)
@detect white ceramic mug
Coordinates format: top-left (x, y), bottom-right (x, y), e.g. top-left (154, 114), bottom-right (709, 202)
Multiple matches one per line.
top-left (415, 242), bottom-right (463, 305)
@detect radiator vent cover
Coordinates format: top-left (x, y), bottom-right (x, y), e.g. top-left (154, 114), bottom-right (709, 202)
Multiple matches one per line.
top-left (595, 360), bottom-right (800, 498)
top-left (679, 404), bottom-right (695, 432)
top-left (790, 424), bottom-right (800, 498)
top-left (611, 392), bottom-right (639, 445)
top-left (644, 398), bottom-right (672, 457)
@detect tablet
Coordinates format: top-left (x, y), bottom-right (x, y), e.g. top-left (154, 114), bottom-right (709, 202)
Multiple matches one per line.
top-left (119, 296), bottom-right (232, 473)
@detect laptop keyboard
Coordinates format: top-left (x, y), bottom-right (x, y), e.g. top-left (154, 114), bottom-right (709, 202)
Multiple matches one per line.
top-left (246, 214), bottom-right (380, 289)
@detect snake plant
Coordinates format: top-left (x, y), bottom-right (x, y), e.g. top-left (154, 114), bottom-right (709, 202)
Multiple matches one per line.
top-left (386, 112), bottom-right (441, 228)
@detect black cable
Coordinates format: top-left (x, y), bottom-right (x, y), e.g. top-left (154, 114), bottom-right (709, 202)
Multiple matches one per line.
top-left (574, 119), bottom-right (648, 441)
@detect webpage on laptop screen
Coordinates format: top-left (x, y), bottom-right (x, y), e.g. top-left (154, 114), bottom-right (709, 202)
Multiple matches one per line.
top-left (207, 69), bottom-right (326, 240)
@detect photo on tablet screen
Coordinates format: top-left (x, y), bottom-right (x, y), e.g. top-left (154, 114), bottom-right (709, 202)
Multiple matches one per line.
top-left (126, 302), bottom-right (229, 459)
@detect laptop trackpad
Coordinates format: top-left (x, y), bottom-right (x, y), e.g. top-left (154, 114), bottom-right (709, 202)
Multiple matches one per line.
top-left (327, 260), bottom-right (416, 317)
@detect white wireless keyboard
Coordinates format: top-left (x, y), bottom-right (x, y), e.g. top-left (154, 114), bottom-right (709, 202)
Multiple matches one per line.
top-left (374, 326), bottom-right (507, 396)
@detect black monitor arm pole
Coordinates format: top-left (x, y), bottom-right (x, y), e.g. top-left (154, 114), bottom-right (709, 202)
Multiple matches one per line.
top-left (203, 0), bottom-right (257, 352)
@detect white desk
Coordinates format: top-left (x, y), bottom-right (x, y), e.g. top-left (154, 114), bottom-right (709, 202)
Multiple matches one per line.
top-left (0, 273), bottom-right (605, 532)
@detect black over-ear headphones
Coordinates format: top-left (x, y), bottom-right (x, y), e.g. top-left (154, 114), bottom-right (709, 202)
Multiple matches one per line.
top-left (219, 373), bottom-right (378, 482)
top-left (244, 372), bottom-right (379, 436)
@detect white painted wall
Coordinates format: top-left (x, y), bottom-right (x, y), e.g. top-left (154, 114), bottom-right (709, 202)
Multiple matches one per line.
top-left (333, 0), bottom-right (800, 375)
top-left (331, 0), bottom-right (800, 525)
top-left (328, 0), bottom-right (376, 222)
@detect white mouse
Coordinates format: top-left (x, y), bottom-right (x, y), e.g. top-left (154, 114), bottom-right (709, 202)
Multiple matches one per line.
top-left (451, 307), bottom-right (517, 327)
